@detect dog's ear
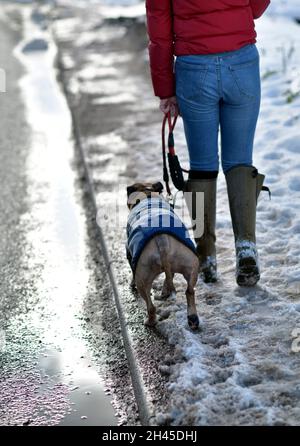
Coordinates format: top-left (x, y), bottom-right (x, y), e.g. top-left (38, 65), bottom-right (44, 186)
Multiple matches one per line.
top-left (152, 182), bottom-right (164, 194)
top-left (127, 185), bottom-right (137, 198)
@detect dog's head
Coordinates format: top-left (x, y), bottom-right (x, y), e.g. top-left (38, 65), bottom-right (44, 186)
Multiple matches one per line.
top-left (127, 182), bottom-right (164, 210)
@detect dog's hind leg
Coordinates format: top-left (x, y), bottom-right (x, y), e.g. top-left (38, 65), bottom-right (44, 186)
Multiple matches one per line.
top-left (161, 272), bottom-right (175, 299)
top-left (135, 271), bottom-right (157, 327)
top-left (154, 235), bottom-right (176, 299)
top-left (184, 268), bottom-right (199, 330)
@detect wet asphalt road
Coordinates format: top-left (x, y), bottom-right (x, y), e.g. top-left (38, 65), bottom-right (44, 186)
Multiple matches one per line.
top-left (0, 5), bottom-right (138, 426)
top-left (0, 12), bottom-right (29, 328)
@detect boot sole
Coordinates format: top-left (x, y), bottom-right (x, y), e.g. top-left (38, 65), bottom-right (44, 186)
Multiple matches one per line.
top-left (236, 258), bottom-right (260, 287)
top-left (202, 273), bottom-right (217, 284)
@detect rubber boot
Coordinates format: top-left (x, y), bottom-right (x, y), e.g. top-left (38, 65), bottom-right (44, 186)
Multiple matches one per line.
top-left (225, 165), bottom-right (265, 287)
top-left (184, 171), bottom-right (218, 283)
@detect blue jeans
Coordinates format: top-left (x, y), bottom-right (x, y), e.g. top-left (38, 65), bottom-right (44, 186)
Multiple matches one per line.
top-left (175, 44), bottom-right (261, 173)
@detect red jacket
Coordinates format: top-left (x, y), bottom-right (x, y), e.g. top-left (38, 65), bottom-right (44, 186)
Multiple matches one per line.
top-left (145, 0), bottom-right (271, 99)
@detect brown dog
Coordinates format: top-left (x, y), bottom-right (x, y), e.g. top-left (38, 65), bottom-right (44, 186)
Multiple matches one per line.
top-left (126, 182), bottom-right (199, 330)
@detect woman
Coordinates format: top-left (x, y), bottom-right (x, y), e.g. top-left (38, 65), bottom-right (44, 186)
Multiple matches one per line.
top-left (145, 0), bottom-right (270, 286)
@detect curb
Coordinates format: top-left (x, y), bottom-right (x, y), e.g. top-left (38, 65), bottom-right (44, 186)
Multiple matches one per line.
top-left (52, 31), bottom-right (152, 427)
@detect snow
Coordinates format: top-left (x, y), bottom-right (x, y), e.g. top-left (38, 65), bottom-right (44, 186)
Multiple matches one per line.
top-left (266, 0), bottom-right (300, 19)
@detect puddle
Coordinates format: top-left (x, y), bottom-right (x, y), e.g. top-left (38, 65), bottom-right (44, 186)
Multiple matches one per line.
top-left (38, 349), bottom-right (116, 426)
top-left (7, 6), bottom-right (118, 425)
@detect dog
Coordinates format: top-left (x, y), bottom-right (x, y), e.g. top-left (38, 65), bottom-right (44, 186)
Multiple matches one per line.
top-left (126, 181), bottom-right (200, 330)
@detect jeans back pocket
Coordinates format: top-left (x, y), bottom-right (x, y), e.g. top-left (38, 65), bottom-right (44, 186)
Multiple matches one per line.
top-left (228, 56), bottom-right (260, 99)
top-left (175, 59), bottom-right (208, 103)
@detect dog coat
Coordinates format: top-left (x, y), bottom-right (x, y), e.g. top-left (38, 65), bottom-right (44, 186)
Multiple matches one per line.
top-left (126, 196), bottom-right (196, 274)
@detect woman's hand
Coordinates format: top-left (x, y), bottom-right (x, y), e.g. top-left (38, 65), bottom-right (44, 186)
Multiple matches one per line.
top-left (159, 96), bottom-right (180, 117)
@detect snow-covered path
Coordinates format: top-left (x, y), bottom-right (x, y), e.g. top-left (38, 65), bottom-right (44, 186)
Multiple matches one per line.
top-left (150, 10), bottom-right (300, 425)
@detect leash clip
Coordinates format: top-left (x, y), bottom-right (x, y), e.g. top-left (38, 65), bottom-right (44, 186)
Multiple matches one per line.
top-left (165, 192), bottom-right (174, 208)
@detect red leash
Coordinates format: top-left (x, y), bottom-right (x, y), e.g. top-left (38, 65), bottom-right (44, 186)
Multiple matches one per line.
top-left (162, 111), bottom-right (188, 196)
top-left (162, 112), bottom-right (177, 196)
top-left (162, 111), bottom-right (177, 155)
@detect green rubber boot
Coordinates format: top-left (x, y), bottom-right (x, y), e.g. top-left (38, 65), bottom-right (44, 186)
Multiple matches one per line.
top-left (184, 175), bottom-right (217, 283)
top-left (225, 165), bottom-right (266, 287)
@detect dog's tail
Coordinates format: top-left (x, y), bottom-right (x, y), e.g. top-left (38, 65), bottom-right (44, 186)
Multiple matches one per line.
top-left (154, 235), bottom-right (175, 292)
